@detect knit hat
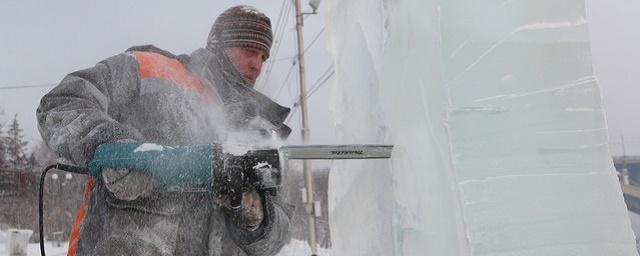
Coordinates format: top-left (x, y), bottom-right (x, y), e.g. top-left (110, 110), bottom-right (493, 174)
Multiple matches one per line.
top-left (207, 5), bottom-right (273, 59)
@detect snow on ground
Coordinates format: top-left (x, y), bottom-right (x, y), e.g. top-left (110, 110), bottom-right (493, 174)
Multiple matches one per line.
top-left (0, 229), bottom-right (67, 256)
top-left (276, 239), bottom-right (331, 256)
top-left (1, 238), bottom-right (327, 256)
top-left (25, 242), bottom-right (69, 256)
top-left (0, 241), bottom-right (68, 256)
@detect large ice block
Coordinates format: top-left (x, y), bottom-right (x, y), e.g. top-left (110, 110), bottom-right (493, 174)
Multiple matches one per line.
top-left (323, 0), bottom-right (637, 255)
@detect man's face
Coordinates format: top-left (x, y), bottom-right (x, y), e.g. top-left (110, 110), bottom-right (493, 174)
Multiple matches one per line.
top-left (226, 47), bottom-right (267, 86)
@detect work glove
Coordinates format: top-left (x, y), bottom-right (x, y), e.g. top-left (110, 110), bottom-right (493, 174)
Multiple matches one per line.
top-left (231, 190), bottom-right (265, 231)
top-left (102, 168), bottom-right (158, 201)
top-left (213, 150), bottom-right (278, 230)
top-left (94, 140), bottom-right (159, 201)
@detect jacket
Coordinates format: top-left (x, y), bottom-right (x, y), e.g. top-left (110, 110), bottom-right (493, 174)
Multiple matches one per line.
top-left (37, 45), bottom-right (293, 256)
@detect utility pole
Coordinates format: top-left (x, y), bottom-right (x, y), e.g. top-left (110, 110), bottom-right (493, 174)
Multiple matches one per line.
top-left (622, 135), bottom-right (627, 158)
top-left (621, 135), bottom-right (630, 185)
top-left (294, 0), bottom-right (318, 255)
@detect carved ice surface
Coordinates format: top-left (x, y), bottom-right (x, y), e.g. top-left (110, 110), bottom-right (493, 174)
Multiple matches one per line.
top-left (324, 0), bottom-right (637, 255)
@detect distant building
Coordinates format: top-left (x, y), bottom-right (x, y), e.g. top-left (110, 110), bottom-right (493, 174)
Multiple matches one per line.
top-left (282, 167), bottom-right (331, 248)
top-left (613, 156), bottom-right (640, 185)
top-left (0, 169), bottom-right (39, 237)
top-left (0, 168), bottom-right (84, 242)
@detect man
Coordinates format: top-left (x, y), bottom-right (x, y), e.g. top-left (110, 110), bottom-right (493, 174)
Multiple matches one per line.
top-left (37, 5), bottom-right (292, 256)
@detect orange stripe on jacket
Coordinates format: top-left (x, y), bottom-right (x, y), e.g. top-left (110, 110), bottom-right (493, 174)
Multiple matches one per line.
top-left (67, 179), bottom-right (96, 256)
top-left (67, 51), bottom-right (219, 255)
top-left (131, 51), bottom-right (219, 102)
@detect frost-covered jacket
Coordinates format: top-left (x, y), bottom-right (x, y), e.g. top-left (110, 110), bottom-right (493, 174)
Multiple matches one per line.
top-left (37, 45), bottom-right (293, 256)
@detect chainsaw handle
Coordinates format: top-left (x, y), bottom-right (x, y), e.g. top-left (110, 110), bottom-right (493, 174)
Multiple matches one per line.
top-left (88, 142), bottom-right (217, 187)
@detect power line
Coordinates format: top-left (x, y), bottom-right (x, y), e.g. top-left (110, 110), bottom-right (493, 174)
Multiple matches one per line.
top-left (294, 68), bottom-right (334, 106)
top-left (288, 64), bottom-right (334, 113)
top-left (257, 0), bottom-right (293, 90)
top-left (0, 83), bottom-right (56, 90)
top-left (305, 70), bottom-right (334, 100)
top-left (304, 64), bottom-right (333, 95)
top-left (284, 68), bottom-right (333, 125)
top-left (304, 27), bottom-right (324, 53)
top-left (260, 25), bottom-right (324, 94)
top-left (271, 0), bottom-right (293, 64)
top-left (262, 26), bottom-right (324, 93)
top-left (285, 104), bottom-right (299, 125)
top-left (267, 27), bottom-right (323, 67)
top-left (274, 59), bottom-right (297, 100)
top-left (255, 0), bottom-right (287, 89)
top-left (311, 65), bottom-right (334, 88)
top-left (268, 0), bottom-right (290, 64)
top-left (287, 32), bottom-right (300, 103)
top-left (273, 0), bottom-right (288, 34)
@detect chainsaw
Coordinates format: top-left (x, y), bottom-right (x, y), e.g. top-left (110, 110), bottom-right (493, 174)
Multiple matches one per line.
top-left (85, 142), bottom-right (393, 192)
top-left (38, 142), bottom-right (393, 255)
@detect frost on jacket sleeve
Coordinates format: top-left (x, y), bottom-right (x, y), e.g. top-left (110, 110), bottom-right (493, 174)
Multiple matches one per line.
top-left (37, 53), bottom-right (143, 166)
top-left (225, 194), bottom-right (294, 256)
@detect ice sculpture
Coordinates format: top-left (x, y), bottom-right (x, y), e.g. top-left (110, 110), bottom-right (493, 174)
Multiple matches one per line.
top-left (323, 0), bottom-right (637, 255)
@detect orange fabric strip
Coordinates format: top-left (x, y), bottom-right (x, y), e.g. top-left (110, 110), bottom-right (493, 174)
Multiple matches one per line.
top-left (131, 51), bottom-right (219, 102)
top-left (67, 51), bottom-right (219, 255)
top-left (66, 179), bottom-right (96, 256)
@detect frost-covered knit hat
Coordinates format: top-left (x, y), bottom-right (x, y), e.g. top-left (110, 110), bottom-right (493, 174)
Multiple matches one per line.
top-left (207, 5), bottom-right (273, 59)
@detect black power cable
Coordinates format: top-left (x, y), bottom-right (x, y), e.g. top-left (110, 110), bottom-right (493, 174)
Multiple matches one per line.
top-left (39, 163), bottom-right (89, 256)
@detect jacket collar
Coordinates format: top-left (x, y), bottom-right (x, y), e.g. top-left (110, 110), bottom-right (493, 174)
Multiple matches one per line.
top-left (188, 48), bottom-right (291, 139)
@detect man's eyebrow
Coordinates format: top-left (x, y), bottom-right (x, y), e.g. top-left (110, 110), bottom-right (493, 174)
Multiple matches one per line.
top-left (245, 48), bottom-right (262, 54)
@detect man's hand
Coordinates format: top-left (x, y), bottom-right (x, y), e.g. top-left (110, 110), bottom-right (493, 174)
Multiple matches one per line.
top-left (213, 150), bottom-right (278, 231)
top-left (213, 162), bottom-right (266, 230)
top-left (221, 190), bottom-right (265, 231)
top-left (239, 190), bottom-right (264, 230)
top-left (102, 168), bottom-right (157, 201)
top-left (213, 150), bottom-right (277, 208)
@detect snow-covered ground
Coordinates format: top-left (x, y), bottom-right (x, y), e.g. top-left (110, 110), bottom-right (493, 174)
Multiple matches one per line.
top-left (1, 237), bottom-right (328, 256)
top-left (276, 239), bottom-right (331, 256)
top-left (0, 240), bottom-right (68, 256)
top-left (24, 242), bottom-right (68, 256)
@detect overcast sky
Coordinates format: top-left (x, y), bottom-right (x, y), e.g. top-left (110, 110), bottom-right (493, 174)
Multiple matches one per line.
top-left (586, 0), bottom-right (640, 155)
top-left (0, 0), bottom-right (334, 148)
top-left (0, 0), bottom-right (639, 155)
